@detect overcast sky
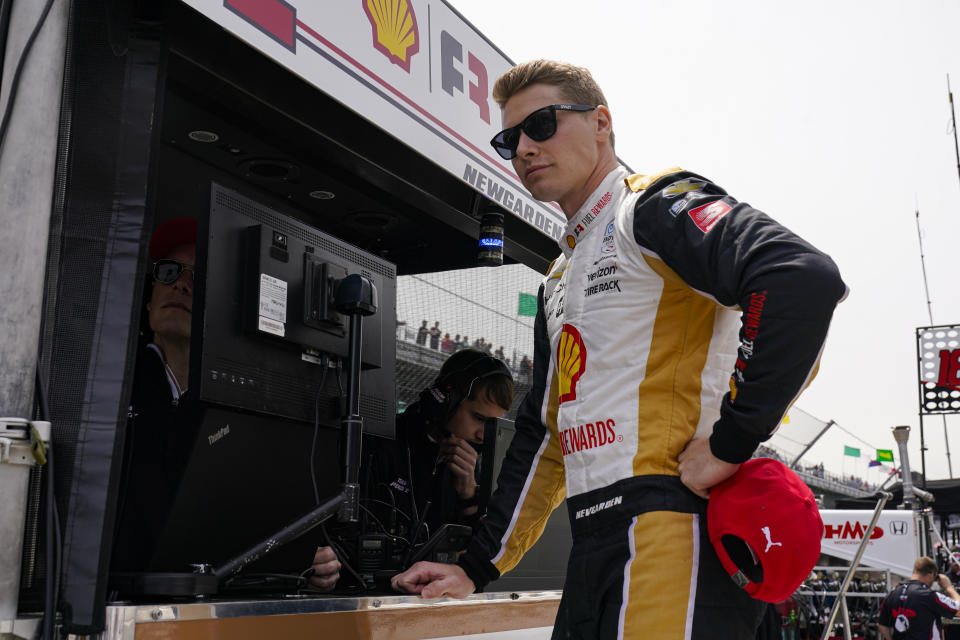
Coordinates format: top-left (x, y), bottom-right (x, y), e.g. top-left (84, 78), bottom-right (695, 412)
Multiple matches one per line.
top-left (457, 0), bottom-right (960, 481)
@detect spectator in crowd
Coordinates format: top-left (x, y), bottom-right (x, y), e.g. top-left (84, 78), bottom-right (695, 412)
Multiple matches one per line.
top-left (494, 345), bottom-right (505, 360)
top-left (518, 354), bottom-right (532, 383)
top-left (416, 320), bottom-right (428, 346)
top-left (441, 333), bottom-right (455, 353)
top-left (460, 335), bottom-right (470, 351)
top-left (430, 321), bottom-right (442, 350)
top-left (453, 334), bottom-right (462, 350)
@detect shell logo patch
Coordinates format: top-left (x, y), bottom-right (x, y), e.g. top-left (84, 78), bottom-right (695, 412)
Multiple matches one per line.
top-left (557, 324), bottom-right (586, 404)
top-left (363, 0), bottom-right (420, 72)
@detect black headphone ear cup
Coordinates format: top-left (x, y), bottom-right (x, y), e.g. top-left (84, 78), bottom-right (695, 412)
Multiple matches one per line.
top-left (418, 384), bottom-right (451, 433)
top-left (439, 386), bottom-right (463, 431)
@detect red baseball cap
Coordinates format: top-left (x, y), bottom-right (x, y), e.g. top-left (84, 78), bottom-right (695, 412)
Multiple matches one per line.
top-left (707, 458), bottom-right (822, 603)
top-left (149, 217), bottom-right (197, 261)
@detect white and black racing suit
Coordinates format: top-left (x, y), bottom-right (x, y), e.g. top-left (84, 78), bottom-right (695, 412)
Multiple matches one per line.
top-left (456, 166), bottom-right (847, 639)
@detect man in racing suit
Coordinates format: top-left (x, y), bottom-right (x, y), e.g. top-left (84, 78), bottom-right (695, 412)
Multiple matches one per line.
top-left (392, 60), bottom-right (847, 640)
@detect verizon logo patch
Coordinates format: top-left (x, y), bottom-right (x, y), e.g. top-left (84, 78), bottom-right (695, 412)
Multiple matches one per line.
top-left (688, 200), bottom-right (732, 233)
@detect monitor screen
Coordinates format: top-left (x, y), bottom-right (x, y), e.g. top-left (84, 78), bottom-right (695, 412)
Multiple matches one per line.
top-left (196, 182), bottom-right (397, 438)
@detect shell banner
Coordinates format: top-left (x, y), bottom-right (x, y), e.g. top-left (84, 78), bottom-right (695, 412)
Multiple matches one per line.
top-left (177, 0), bottom-right (567, 242)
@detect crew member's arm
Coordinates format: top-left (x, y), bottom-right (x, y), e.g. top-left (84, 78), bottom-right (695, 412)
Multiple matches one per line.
top-left (394, 282), bottom-right (566, 596)
top-left (935, 574), bottom-right (960, 616)
top-left (632, 171), bottom-right (847, 492)
top-left (877, 593), bottom-right (895, 640)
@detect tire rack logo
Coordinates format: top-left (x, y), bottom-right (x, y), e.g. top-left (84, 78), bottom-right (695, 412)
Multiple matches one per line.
top-left (363, 0), bottom-right (420, 72)
top-left (557, 324), bottom-right (586, 404)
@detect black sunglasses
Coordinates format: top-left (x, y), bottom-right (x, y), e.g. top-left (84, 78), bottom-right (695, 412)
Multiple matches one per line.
top-left (490, 104), bottom-right (596, 160)
top-left (152, 259), bottom-right (196, 284)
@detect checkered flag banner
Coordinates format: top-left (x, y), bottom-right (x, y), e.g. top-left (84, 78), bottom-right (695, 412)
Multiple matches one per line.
top-left (918, 324), bottom-right (960, 415)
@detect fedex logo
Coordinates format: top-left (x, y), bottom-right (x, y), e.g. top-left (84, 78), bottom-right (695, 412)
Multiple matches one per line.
top-left (439, 31), bottom-right (490, 124)
top-left (823, 521), bottom-right (883, 540)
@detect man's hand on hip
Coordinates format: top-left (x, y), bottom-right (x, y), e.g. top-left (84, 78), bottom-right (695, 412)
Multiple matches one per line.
top-left (391, 561), bottom-right (476, 599)
top-left (678, 437), bottom-right (741, 499)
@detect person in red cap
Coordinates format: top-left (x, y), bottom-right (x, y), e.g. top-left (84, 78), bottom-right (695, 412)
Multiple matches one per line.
top-left (112, 217), bottom-right (201, 572)
top-left (108, 218), bottom-right (352, 590)
top-left (143, 216), bottom-right (197, 395)
top-left (391, 60), bottom-right (847, 639)
top-left (878, 556), bottom-right (960, 640)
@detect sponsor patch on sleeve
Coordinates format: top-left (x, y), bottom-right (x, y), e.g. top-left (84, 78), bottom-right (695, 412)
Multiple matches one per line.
top-left (688, 200), bottom-right (732, 233)
top-left (936, 591), bottom-right (960, 612)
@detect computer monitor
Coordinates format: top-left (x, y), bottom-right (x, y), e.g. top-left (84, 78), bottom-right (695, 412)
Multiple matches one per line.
top-left (196, 182), bottom-right (397, 438)
top-left (139, 182), bottom-right (397, 578)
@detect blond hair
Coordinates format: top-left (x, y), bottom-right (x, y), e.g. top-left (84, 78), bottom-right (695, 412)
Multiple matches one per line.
top-left (492, 60), bottom-right (614, 148)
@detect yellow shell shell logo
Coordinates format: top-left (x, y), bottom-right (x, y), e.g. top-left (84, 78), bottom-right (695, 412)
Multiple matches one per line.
top-left (557, 324), bottom-right (586, 404)
top-left (363, 0), bottom-right (420, 72)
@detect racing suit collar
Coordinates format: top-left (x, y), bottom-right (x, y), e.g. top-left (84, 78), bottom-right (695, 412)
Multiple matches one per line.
top-left (558, 165), bottom-right (629, 258)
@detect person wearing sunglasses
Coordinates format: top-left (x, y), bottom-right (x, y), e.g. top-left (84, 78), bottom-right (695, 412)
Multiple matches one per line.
top-left (393, 60), bottom-right (847, 640)
top-left (144, 217), bottom-right (197, 398)
top-left (111, 216), bottom-right (202, 573)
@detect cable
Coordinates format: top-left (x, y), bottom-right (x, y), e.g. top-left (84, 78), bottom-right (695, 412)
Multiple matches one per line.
top-left (402, 500), bottom-right (431, 569)
top-left (34, 364), bottom-right (59, 640)
top-left (405, 443), bottom-right (419, 528)
top-left (356, 504), bottom-right (411, 546)
top-left (310, 355), bottom-right (331, 505)
top-left (335, 358), bottom-right (344, 396)
top-left (358, 503), bottom-right (388, 533)
top-left (375, 481), bottom-right (399, 532)
top-left (319, 522), bottom-right (366, 589)
top-left (0, 0), bottom-right (57, 158)
top-left (363, 497), bottom-right (411, 522)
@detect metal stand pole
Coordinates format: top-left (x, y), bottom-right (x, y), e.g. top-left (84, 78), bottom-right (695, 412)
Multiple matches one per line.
top-left (212, 274), bottom-right (378, 581)
top-left (821, 491), bottom-right (892, 640)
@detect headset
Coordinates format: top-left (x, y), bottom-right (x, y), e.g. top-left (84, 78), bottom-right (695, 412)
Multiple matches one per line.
top-left (417, 349), bottom-right (513, 436)
top-left (342, 350), bottom-right (513, 584)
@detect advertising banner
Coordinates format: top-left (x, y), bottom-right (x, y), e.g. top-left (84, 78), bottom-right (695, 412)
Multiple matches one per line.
top-left (177, 0), bottom-right (567, 241)
top-left (819, 509), bottom-right (917, 577)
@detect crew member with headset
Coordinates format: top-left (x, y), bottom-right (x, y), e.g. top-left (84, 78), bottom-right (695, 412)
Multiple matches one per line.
top-left (309, 348), bottom-right (515, 590)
